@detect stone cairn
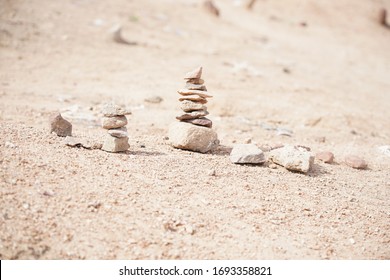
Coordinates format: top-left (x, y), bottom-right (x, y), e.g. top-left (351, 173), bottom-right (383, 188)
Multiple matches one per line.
top-left (168, 66), bottom-right (219, 153)
top-left (101, 102), bottom-right (131, 152)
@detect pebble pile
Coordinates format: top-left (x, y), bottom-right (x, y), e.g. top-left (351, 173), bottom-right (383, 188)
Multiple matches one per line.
top-left (101, 103), bottom-right (131, 153)
top-left (176, 66), bottom-right (213, 128)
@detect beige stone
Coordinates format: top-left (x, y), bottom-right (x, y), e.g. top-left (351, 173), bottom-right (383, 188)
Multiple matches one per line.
top-left (102, 102), bottom-right (131, 117)
top-left (179, 95), bottom-right (208, 104)
top-left (185, 78), bottom-right (204, 85)
top-left (168, 122), bottom-right (219, 153)
top-left (178, 89), bottom-right (212, 98)
top-left (101, 116), bottom-right (128, 129)
top-left (108, 127), bottom-right (128, 138)
top-left (316, 151), bottom-right (334, 163)
top-left (345, 155), bottom-right (367, 169)
top-left (185, 83), bottom-right (207, 91)
top-left (184, 66), bottom-right (202, 79)
top-left (101, 135), bottom-right (129, 152)
top-left (269, 145), bottom-right (314, 173)
top-left (180, 100), bottom-right (207, 112)
top-left (176, 110), bottom-right (209, 120)
top-left (230, 144), bottom-right (265, 164)
top-left (182, 117), bottom-right (213, 128)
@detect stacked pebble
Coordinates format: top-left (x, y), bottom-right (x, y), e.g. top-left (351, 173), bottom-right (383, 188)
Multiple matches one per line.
top-left (176, 66), bottom-right (213, 128)
top-left (101, 103), bottom-right (131, 152)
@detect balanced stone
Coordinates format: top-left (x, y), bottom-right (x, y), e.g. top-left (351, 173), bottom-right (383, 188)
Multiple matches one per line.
top-left (102, 102), bottom-right (131, 117)
top-left (102, 115), bottom-right (128, 129)
top-left (101, 135), bottom-right (130, 152)
top-left (184, 66), bottom-right (202, 79)
top-left (185, 83), bottom-right (207, 91)
top-left (180, 100), bottom-right (207, 112)
top-left (168, 122), bottom-right (219, 153)
top-left (182, 117), bottom-right (212, 128)
top-left (186, 78), bottom-right (204, 85)
top-left (179, 96), bottom-right (208, 104)
top-left (108, 127), bottom-right (128, 138)
top-left (176, 110), bottom-right (209, 120)
top-left (50, 113), bottom-right (72, 137)
top-left (178, 89), bottom-right (213, 98)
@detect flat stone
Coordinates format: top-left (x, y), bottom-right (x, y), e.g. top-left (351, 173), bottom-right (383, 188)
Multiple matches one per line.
top-left (179, 95), bottom-right (208, 104)
top-left (345, 155), bottom-right (367, 169)
top-left (50, 113), bottom-right (72, 137)
top-left (64, 136), bottom-right (102, 149)
top-left (230, 144), bottom-right (266, 164)
top-left (180, 100), bottom-right (207, 112)
top-left (176, 110), bottom-right (209, 120)
top-left (185, 83), bottom-right (207, 91)
top-left (185, 78), bottom-right (204, 85)
top-left (101, 115), bottom-right (128, 129)
top-left (182, 117), bottom-right (213, 128)
top-left (144, 96), bottom-right (163, 104)
top-left (168, 122), bottom-right (219, 153)
top-left (315, 151), bottom-right (334, 163)
top-left (108, 127), bottom-right (128, 138)
top-left (102, 102), bottom-right (131, 117)
top-left (64, 136), bottom-right (82, 147)
top-left (178, 89), bottom-right (212, 98)
top-left (269, 145), bottom-right (314, 173)
top-left (184, 66), bottom-right (202, 79)
top-left (101, 135), bottom-right (129, 152)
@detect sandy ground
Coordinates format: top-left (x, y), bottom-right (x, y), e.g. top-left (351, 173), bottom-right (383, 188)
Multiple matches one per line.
top-left (1, 0), bottom-right (389, 259)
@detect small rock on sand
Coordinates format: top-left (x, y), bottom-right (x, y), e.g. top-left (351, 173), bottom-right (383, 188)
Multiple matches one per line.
top-left (345, 155), bottom-right (367, 169)
top-left (50, 113), bottom-right (72, 137)
top-left (315, 151), bottom-right (334, 163)
top-left (230, 144), bottom-right (265, 164)
top-left (101, 116), bottom-right (128, 129)
top-left (101, 135), bottom-right (130, 152)
top-left (269, 145), bottom-right (314, 173)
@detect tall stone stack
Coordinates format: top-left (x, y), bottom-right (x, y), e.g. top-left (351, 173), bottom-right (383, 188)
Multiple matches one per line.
top-left (101, 102), bottom-right (131, 153)
top-left (168, 66), bottom-right (219, 153)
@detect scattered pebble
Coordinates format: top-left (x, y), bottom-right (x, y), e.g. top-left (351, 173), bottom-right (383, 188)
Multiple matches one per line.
top-left (144, 96), bottom-right (163, 104)
top-left (275, 128), bottom-right (293, 137)
top-left (50, 113), bottom-right (72, 137)
top-left (269, 145), bottom-right (314, 173)
top-left (315, 151), bottom-right (334, 164)
top-left (230, 144), bottom-right (265, 164)
top-left (208, 169), bottom-right (216, 176)
top-left (345, 155), bottom-right (367, 170)
top-left (378, 145), bottom-right (390, 157)
top-left (64, 136), bottom-right (102, 150)
top-left (5, 141), bottom-right (16, 148)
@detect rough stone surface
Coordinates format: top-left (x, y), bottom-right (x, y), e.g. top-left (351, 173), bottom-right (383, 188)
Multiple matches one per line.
top-left (176, 110), bottom-right (209, 120)
top-left (64, 136), bottom-right (102, 149)
top-left (184, 66), bottom-right (202, 79)
top-left (168, 122), bottom-right (219, 153)
top-left (179, 96), bottom-right (208, 104)
top-left (50, 113), bottom-right (72, 137)
top-left (178, 89), bottom-right (213, 98)
top-left (101, 116), bottom-right (128, 129)
top-left (345, 155), bottom-right (368, 169)
top-left (185, 83), bottom-right (207, 91)
top-left (108, 127), bottom-right (128, 138)
top-left (185, 78), bottom-right (204, 85)
top-left (230, 144), bottom-right (266, 164)
top-left (101, 135), bottom-right (129, 152)
top-left (269, 145), bottom-right (314, 173)
top-left (180, 100), bottom-right (207, 112)
top-left (102, 102), bottom-right (131, 117)
top-left (182, 117), bottom-right (212, 128)
top-left (316, 151), bottom-right (334, 163)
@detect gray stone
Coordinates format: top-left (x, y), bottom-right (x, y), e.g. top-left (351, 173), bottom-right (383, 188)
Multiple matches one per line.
top-left (180, 100), bottom-right (207, 112)
top-left (230, 144), bottom-right (265, 164)
top-left (168, 122), bottom-right (219, 153)
top-left (178, 89), bottom-right (212, 98)
top-left (101, 115), bottom-right (128, 129)
top-left (345, 155), bottom-right (367, 169)
top-left (182, 117), bottom-right (212, 128)
top-left (184, 66), bottom-right (202, 79)
top-left (108, 127), bottom-right (128, 138)
top-left (179, 95), bottom-right (207, 104)
top-left (102, 102), bottom-right (131, 117)
top-left (176, 110), bottom-right (209, 120)
top-left (185, 83), bottom-right (207, 91)
top-left (269, 145), bottom-right (314, 173)
top-left (101, 135), bottom-right (129, 152)
top-left (50, 113), bottom-right (72, 137)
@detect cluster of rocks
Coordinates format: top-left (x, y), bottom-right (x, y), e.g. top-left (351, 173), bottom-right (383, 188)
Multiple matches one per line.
top-left (101, 103), bottom-right (131, 153)
top-left (169, 67), bottom-right (219, 153)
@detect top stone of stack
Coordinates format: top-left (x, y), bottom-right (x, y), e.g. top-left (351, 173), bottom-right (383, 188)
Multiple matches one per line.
top-left (184, 66), bottom-right (202, 80)
top-left (102, 102), bottom-right (132, 117)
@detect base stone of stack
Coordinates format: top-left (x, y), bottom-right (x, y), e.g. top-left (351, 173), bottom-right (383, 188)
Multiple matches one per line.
top-left (101, 135), bottom-right (130, 152)
top-left (168, 122), bottom-right (219, 153)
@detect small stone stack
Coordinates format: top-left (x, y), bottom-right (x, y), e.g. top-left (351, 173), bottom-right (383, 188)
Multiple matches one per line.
top-left (176, 66), bottom-right (213, 128)
top-left (101, 102), bottom-right (131, 153)
top-left (168, 66), bottom-right (219, 153)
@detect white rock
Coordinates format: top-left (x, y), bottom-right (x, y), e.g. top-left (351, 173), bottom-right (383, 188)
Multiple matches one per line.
top-left (269, 145), bottom-right (314, 173)
top-left (168, 122), bottom-right (219, 153)
top-left (230, 144), bottom-right (265, 164)
top-left (378, 145), bottom-right (390, 157)
top-left (101, 135), bottom-right (129, 152)
top-left (102, 102), bottom-right (131, 117)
